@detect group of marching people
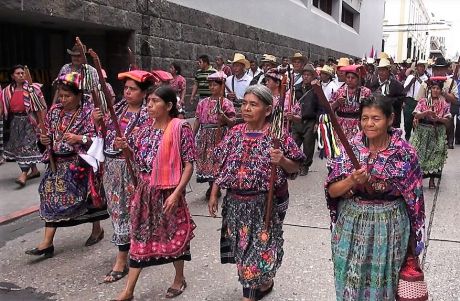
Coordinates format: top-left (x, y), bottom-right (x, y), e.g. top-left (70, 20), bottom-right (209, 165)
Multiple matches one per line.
top-left (1, 38), bottom-right (458, 301)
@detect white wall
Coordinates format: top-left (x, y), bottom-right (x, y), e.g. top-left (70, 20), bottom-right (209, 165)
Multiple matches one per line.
top-left (166, 0), bottom-right (385, 58)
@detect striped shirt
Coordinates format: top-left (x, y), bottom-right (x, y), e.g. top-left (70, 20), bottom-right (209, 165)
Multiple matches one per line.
top-left (195, 66), bottom-right (216, 97)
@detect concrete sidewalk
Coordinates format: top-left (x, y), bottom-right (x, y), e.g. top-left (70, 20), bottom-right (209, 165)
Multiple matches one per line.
top-left (0, 148), bottom-right (459, 300)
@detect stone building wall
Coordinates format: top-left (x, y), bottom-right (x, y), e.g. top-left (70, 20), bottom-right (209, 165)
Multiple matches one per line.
top-left (3, 0), bottom-right (350, 106)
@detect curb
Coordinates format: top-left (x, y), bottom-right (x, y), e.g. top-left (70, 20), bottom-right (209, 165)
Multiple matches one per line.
top-left (0, 205), bottom-right (39, 225)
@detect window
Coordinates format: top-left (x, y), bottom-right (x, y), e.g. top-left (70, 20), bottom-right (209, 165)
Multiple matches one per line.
top-left (313, 0), bottom-right (333, 15)
top-left (341, 6), bottom-right (354, 27)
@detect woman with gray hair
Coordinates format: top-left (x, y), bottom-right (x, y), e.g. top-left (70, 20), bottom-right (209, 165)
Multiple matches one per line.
top-left (208, 84), bottom-right (305, 301)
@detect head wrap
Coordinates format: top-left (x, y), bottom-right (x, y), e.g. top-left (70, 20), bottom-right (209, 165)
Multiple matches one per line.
top-left (207, 71), bottom-right (227, 82)
top-left (265, 68), bottom-right (282, 81)
top-left (58, 72), bottom-right (82, 90)
top-left (118, 70), bottom-right (155, 83)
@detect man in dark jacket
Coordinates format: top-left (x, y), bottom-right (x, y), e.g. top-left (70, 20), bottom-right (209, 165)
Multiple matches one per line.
top-left (366, 58), bottom-right (405, 128)
top-left (292, 64), bottom-right (320, 176)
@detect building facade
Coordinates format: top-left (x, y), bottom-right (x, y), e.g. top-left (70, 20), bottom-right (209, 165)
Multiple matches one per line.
top-left (1, 0), bottom-right (384, 104)
top-left (383, 0), bottom-right (431, 62)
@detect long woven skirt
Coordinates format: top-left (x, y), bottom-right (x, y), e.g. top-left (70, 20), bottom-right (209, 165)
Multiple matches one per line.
top-left (4, 114), bottom-right (42, 164)
top-left (410, 124), bottom-right (447, 178)
top-left (196, 125), bottom-right (225, 183)
top-left (129, 176), bottom-right (196, 268)
top-left (332, 199), bottom-right (410, 301)
top-left (220, 191), bottom-right (288, 290)
top-left (39, 156), bottom-right (108, 225)
top-left (103, 156), bottom-right (135, 246)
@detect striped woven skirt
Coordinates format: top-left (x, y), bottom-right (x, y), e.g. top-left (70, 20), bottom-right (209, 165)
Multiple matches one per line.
top-left (410, 124), bottom-right (447, 178)
top-left (4, 114), bottom-right (42, 165)
top-left (331, 199), bottom-right (410, 301)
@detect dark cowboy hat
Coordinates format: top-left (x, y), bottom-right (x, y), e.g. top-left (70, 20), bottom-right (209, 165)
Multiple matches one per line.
top-left (434, 57), bottom-right (449, 68)
top-left (67, 43), bottom-right (86, 56)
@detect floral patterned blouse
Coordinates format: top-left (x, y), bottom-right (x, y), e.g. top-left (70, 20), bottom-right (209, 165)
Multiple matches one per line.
top-left (330, 85), bottom-right (372, 113)
top-left (133, 121), bottom-right (196, 174)
top-left (325, 129), bottom-right (425, 256)
top-left (195, 97), bottom-right (236, 125)
top-left (170, 75), bottom-right (186, 97)
top-left (103, 99), bottom-right (150, 153)
top-left (214, 123), bottom-right (305, 192)
top-left (45, 95), bottom-right (95, 158)
top-left (413, 96), bottom-right (451, 119)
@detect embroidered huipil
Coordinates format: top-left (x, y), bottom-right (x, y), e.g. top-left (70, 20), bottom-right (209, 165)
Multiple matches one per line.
top-left (214, 123), bottom-right (305, 192)
top-left (195, 97), bottom-right (236, 125)
top-left (325, 129), bottom-right (425, 255)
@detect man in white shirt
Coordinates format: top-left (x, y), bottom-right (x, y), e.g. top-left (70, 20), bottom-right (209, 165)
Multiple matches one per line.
top-left (402, 60), bottom-right (429, 140)
top-left (246, 59), bottom-right (262, 78)
top-left (226, 53), bottom-right (252, 122)
top-left (320, 65), bottom-right (338, 101)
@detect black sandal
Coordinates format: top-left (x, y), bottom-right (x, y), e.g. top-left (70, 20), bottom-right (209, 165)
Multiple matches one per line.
top-left (257, 280), bottom-right (274, 300)
top-left (104, 267), bottom-right (129, 283)
top-left (165, 279), bottom-right (187, 298)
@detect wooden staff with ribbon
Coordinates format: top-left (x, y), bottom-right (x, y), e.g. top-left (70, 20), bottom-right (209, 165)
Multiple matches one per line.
top-left (24, 66), bottom-right (56, 172)
top-left (264, 73), bottom-right (288, 230)
top-left (88, 49), bottom-right (138, 186)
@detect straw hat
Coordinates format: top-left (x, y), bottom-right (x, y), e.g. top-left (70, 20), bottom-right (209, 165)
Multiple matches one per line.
top-left (320, 65), bottom-right (335, 77)
top-left (261, 54), bottom-right (277, 64)
top-left (337, 57), bottom-right (350, 68)
top-left (366, 58), bottom-right (375, 65)
top-left (416, 60), bottom-right (428, 67)
top-left (228, 53), bottom-right (250, 69)
top-left (378, 52), bottom-right (390, 60)
top-left (290, 52), bottom-right (307, 63)
top-left (67, 43), bottom-right (86, 56)
top-left (377, 58), bottom-right (391, 68)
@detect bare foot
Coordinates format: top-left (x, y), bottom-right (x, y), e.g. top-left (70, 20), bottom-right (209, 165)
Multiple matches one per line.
top-left (113, 290), bottom-right (133, 301)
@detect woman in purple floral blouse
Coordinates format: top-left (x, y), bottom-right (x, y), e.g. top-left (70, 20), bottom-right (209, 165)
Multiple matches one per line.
top-left (326, 96), bottom-right (425, 300)
top-left (209, 84), bottom-right (305, 301)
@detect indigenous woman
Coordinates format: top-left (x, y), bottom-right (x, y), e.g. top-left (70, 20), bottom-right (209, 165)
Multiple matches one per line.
top-left (25, 72), bottom-right (108, 259)
top-left (330, 65), bottom-right (372, 143)
top-left (169, 62), bottom-right (187, 107)
top-left (208, 85), bottom-right (305, 301)
top-left (92, 70), bottom-right (153, 283)
top-left (1, 65), bottom-right (46, 186)
top-left (113, 86), bottom-right (196, 301)
top-left (326, 97), bottom-right (425, 300)
top-left (192, 71), bottom-right (236, 198)
top-left (410, 77), bottom-right (451, 189)
top-left (265, 68), bottom-right (301, 129)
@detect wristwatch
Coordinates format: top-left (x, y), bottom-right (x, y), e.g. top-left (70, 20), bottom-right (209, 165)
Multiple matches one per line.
top-left (81, 135), bottom-right (88, 144)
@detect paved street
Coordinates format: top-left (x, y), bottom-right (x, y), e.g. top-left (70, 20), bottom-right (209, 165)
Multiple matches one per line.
top-left (0, 146), bottom-right (459, 301)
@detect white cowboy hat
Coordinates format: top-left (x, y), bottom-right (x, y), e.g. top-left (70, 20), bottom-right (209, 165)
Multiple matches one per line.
top-left (228, 53), bottom-right (250, 69)
top-left (377, 58), bottom-right (391, 68)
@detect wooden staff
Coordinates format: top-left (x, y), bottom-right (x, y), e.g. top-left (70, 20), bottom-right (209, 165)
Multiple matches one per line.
top-left (286, 64), bottom-right (295, 132)
top-left (312, 83), bottom-right (360, 169)
top-left (265, 73), bottom-right (288, 231)
top-left (24, 66), bottom-right (56, 172)
top-left (127, 47), bottom-right (138, 71)
top-left (215, 81), bottom-right (225, 144)
top-left (88, 48), bottom-right (138, 186)
top-left (91, 88), bottom-right (107, 136)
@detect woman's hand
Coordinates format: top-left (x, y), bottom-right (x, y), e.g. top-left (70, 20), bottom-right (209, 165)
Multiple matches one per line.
top-left (349, 168), bottom-right (370, 186)
top-left (114, 137), bottom-right (128, 149)
top-left (270, 148), bottom-right (285, 166)
top-left (208, 196), bottom-right (218, 218)
top-left (218, 113), bottom-right (228, 126)
top-left (63, 133), bottom-right (80, 145)
top-left (92, 108), bottom-right (104, 123)
top-left (163, 192), bottom-right (180, 215)
top-left (40, 134), bottom-right (51, 146)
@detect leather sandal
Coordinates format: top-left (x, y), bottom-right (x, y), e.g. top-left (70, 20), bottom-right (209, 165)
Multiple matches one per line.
top-left (165, 279), bottom-right (187, 298)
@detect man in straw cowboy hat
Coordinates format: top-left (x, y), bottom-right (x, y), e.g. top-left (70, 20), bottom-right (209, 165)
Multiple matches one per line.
top-left (250, 54), bottom-right (277, 86)
top-left (292, 63), bottom-right (321, 176)
top-left (319, 64), bottom-right (338, 101)
top-left (366, 57), bottom-right (405, 128)
top-left (335, 57), bottom-right (350, 88)
top-left (416, 57), bottom-right (459, 148)
top-left (225, 53), bottom-right (252, 112)
top-left (290, 52), bottom-right (308, 86)
top-left (402, 59), bottom-right (430, 140)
